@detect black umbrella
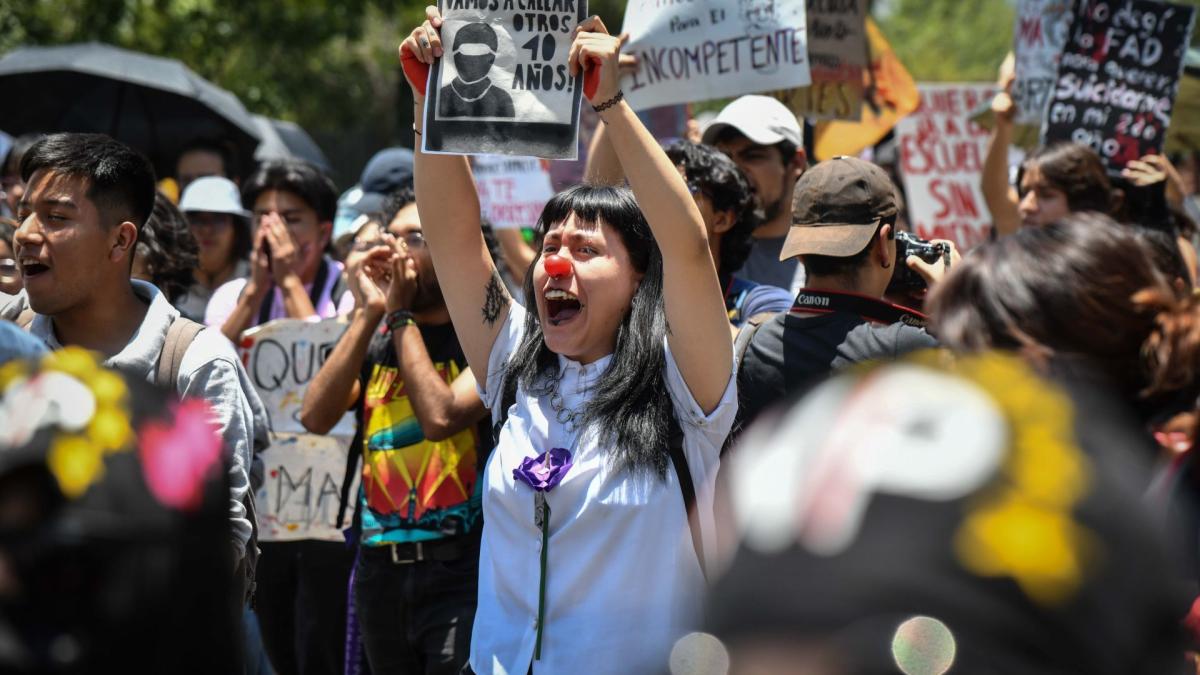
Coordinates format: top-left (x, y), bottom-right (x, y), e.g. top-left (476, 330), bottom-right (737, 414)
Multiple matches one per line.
top-left (252, 114), bottom-right (332, 173)
top-left (0, 42), bottom-right (261, 179)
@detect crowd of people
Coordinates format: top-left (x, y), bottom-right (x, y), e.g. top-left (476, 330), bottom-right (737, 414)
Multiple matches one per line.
top-left (3, 9), bottom-right (1200, 675)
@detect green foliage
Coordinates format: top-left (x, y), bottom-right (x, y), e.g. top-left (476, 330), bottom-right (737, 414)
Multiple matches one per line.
top-left (876, 0), bottom-right (1016, 83)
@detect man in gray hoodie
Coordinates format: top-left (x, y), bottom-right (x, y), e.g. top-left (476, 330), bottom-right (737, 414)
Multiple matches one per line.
top-left (1, 133), bottom-right (268, 569)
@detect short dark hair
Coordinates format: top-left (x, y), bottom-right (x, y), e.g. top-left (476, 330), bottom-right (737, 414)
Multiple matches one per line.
top-left (242, 160), bottom-right (338, 223)
top-left (176, 137), bottom-right (239, 182)
top-left (21, 133), bottom-right (156, 231)
top-left (664, 139), bottom-right (761, 277)
top-left (801, 217), bottom-right (896, 279)
top-left (455, 22), bottom-right (499, 50)
top-left (382, 184), bottom-right (417, 226)
top-left (1133, 225), bottom-right (1191, 293)
top-left (711, 126), bottom-right (798, 167)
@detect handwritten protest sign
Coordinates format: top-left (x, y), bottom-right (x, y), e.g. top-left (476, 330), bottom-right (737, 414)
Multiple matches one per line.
top-left (255, 433), bottom-right (356, 541)
top-left (896, 83), bottom-right (997, 251)
top-left (1012, 0), bottom-right (1073, 126)
top-left (241, 319), bottom-right (357, 542)
top-left (621, 0), bottom-right (811, 110)
top-left (1041, 0), bottom-right (1197, 175)
top-left (422, 0), bottom-right (587, 159)
top-left (474, 155), bottom-right (555, 228)
top-left (774, 0), bottom-right (868, 121)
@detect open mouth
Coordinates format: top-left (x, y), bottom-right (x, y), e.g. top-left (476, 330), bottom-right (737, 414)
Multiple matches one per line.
top-left (544, 288), bottom-right (582, 326)
top-left (19, 258), bottom-right (49, 277)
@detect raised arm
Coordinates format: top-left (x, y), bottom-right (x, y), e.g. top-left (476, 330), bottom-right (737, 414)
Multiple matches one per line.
top-left (570, 20), bottom-right (732, 412)
top-left (982, 61), bottom-right (1021, 237)
top-left (401, 8), bottom-right (512, 387)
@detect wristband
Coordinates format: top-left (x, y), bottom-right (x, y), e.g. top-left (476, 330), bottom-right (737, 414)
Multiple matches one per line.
top-left (592, 90), bottom-right (624, 114)
top-left (385, 309), bottom-right (415, 332)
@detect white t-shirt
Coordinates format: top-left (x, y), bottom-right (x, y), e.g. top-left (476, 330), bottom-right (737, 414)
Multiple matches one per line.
top-left (471, 303), bottom-right (737, 674)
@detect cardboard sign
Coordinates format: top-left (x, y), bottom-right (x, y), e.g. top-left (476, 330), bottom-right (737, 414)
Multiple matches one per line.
top-left (773, 0), bottom-right (868, 121)
top-left (474, 155), bottom-right (556, 228)
top-left (255, 433), bottom-right (357, 542)
top-left (422, 0), bottom-right (587, 159)
top-left (1012, 0), bottom-right (1073, 126)
top-left (896, 83), bottom-right (997, 251)
top-left (1041, 0), bottom-right (1197, 174)
top-left (241, 318), bottom-right (357, 542)
top-left (621, 0), bottom-right (811, 110)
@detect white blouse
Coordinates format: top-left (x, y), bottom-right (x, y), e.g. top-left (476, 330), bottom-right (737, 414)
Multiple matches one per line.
top-left (470, 303), bottom-right (738, 675)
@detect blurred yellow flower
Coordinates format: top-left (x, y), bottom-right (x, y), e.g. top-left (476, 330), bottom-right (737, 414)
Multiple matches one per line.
top-left (48, 435), bottom-right (105, 499)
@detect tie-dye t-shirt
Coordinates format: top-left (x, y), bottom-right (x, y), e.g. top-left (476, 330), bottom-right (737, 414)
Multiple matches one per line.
top-left (357, 322), bottom-right (490, 546)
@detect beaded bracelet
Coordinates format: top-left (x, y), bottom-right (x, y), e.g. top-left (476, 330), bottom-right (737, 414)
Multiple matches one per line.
top-left (385, 309), bottom-right (415, 332)
top-left (592, 90), bottom-right (624, 114)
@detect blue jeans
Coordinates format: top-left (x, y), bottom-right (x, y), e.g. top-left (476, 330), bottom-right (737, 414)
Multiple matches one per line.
top-left (354, 538), bottom-right (479, 675)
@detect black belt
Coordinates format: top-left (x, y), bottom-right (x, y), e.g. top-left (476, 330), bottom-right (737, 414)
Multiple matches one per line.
top-left (361, 534), bottom-right (476, 565)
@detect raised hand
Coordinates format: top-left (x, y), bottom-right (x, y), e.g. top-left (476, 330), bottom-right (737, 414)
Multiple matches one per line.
top-left (568, 16), bottom-right (628, 105)
top-left (386, 236), bottom-right (420, 313)
top-left (259, 212), bottom-right (302, 284)
top-left (399, 5), bottom-right (444, 98)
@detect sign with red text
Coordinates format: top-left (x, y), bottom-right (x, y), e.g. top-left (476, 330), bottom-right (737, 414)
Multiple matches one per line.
top-left (621, 0), bottom-right (811, 110)
top-left (1013, 0), bottom-right (1073, 125)
top-left (774, 0), bottom-right (868, 120)
top-left (896, 83), bottom-right (996, 250)
top-left (474, 155), bottom-right (556, 229)
top-left (1041, 0), bottom-right (1196, 175)
top-left (241, 318), bottom-right (358, 542)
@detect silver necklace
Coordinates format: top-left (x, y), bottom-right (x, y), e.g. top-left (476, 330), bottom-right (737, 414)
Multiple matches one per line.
top-left (533, 368), bottom-right (585, 434)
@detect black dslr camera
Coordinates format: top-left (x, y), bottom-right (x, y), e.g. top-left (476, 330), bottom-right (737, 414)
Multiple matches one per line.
top-left (890, 231), bottom-right (951, 291)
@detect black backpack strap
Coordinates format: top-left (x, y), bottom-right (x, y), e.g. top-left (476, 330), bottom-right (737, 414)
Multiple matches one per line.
top-left (667, 415), bottom-right (706, 579)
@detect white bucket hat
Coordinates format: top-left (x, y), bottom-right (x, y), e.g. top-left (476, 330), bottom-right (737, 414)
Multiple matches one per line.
top-left (179, 176), bottom-right (251, 219)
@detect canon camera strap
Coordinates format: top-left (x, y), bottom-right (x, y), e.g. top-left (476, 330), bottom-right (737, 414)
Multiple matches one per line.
top-left (790, 288), bottom-right (928, 330)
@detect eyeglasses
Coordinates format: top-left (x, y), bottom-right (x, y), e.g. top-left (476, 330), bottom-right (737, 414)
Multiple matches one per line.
top-left (351, 231), bottom-right (425, 252)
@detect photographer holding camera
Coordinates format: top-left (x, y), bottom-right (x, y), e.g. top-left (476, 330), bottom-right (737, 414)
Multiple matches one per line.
top-left (733, 156), bottom-right (960, 434)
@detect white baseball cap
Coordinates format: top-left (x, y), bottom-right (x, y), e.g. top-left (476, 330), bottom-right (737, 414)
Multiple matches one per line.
top-left (179, 176), bottom-right (251, 219)
top-left (701, 95), bottom-right (803, 147)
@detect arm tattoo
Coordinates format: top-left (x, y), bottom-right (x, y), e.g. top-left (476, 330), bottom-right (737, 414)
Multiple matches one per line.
top-left (482, 268), bottom-right (509, 327)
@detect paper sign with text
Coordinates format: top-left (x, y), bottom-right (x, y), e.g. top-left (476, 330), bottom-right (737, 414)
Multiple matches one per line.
top-left (1041, 0), bottom-right (1196, 175)
top-left (896, 83), bottom-right (997, 251)
top-left (422, 0), bottom-right (587, 159)
top-left (474, 155), bottom-right (555, 228)
top-left (255, 433), bottom-right (358, 542)
top-left (774, 0), bottom-right (868, 120)
top-left (241, 319), bottom-right (357, 542)
top-left (621, 0), bottom-right (811, 110)
top-left (1012, 0), bottom-right (1073, 126)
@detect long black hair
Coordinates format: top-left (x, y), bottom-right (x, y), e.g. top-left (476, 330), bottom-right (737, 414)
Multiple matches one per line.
top-left (502, 184), bottom-right (673, 477)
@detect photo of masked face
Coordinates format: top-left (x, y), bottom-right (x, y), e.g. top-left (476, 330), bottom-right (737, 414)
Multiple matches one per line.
top-left (439, 22), bottom-right (516, 119)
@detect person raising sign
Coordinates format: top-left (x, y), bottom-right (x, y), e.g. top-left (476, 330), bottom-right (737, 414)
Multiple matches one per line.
top-left (402, 9), bottom-right (735, 674)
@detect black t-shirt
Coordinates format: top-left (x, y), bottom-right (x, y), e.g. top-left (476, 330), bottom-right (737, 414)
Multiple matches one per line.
top-left (355, 321), bottom-right (493, 545)
top-left (736, 310), bottom-right (937, 433)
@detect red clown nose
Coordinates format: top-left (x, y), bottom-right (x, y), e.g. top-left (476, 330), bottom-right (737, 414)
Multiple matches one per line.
top-left (543, 254), bottom-right (572, 279)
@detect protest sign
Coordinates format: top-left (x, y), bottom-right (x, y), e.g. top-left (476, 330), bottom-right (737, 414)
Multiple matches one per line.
top-left (813, 18), bottom-right (918, 160)
top-left (621, 0), bottom-right (811, 110)
top-left (896, 83), bottom-right (997, 251)
top-left (241, 318), bottom-right (357, 542)
top-left (774, 0), bottom-right (868, 121)
top-left (1012, 0), bottom-right (1073, 126)
top-left (255, 433), bottom-right (356, 542)
top-left (1041, 0), bottom-right (1197, 175)
top-left (474, 155), bottom-right (555, 228)
top-left (422, 0), bottom-right (587, 159)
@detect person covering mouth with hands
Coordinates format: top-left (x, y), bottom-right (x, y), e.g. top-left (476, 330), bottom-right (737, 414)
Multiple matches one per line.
top-left (402, 9), bottom-right (737, 674)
